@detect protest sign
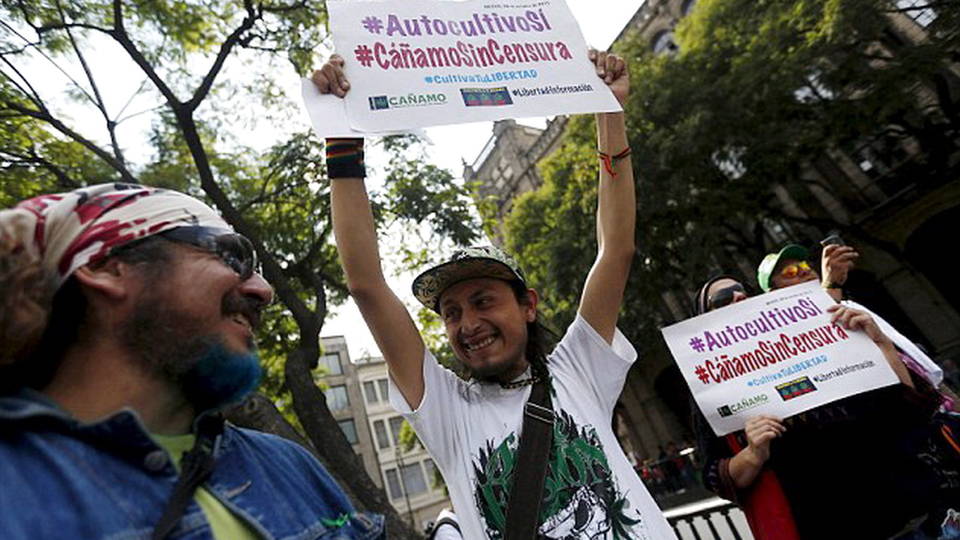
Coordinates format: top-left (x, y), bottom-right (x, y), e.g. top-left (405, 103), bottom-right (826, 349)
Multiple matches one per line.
top-left (299, 78), bottom-right (427, 137)
top-left (661, 282), bottom-right (900, 436)
top-left (326, 0), bottom-right (622, 132)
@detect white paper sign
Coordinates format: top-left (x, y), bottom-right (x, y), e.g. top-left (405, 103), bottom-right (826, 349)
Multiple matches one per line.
top-left (300, 78), bottom-right (427, 138)
top-left (661, 282), bottom-right (900, 436)
top-left (327, 0), bottom-right (622, 132)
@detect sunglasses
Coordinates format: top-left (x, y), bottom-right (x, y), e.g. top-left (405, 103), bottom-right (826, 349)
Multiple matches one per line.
top-left (708, 283), bottom-right (746, 311)
top-left (160, 226), bottom-right (259, 280)
top-left (779, 261), bottom-right (812, 279)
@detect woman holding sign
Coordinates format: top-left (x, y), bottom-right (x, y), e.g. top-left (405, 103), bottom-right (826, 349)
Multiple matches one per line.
top-left (691, 275), bottom-right (950, 540)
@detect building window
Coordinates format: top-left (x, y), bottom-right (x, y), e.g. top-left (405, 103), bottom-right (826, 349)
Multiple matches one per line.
top-left (389, 416), bottom-right (405, 446)
top-left (896, 0), bottom-right (936, 27)
top-left (651, 30), bottom-right (678, 55)
top-left (400, 463), bottom-right (428, 496)
top-left (373, 419), bottom-right (390, 449)
top-left (423, 458), bottom-right (438, 488)
top-left (324, 385), bottom-right (350, 411)
top-left (377, 379), bottom-right (389, 402)
top-left (385, 468), bottom-right (404, 500)
top-left (338, 419), bottom-right (358, 444)
top-left (363, 381), bottom-right (378, 404)
top-left (318, 352), bottom-right (343, 376)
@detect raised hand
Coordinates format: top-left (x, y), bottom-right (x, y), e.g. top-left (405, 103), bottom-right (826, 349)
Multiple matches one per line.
top-left (744, 415), bottom-right (785, 464)
top-left (821, 244), bottom-right (858, 289)
top-left (589, 50), bottom-right (629, 106)
top-left (311, 54), bottom-right (351, 97)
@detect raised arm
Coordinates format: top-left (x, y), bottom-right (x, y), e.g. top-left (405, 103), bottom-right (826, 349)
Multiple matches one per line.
top-left (578, 51), bottom-right (635, 344)
top-left (315, 56), bottom-right (426, 409)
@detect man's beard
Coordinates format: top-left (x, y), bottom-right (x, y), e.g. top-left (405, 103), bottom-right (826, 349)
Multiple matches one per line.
top-left (121, 292), bottom-right (262, 411)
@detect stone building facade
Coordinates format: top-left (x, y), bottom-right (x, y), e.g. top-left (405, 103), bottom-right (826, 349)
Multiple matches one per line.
top-left (317, 337), bottom-right (451, 532)
top-left (463, 0), bottom-right (960, 460)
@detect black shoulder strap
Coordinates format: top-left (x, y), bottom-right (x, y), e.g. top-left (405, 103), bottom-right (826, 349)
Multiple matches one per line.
top-left (428, 516), bottom-right (462, 538)
top-left (504, 378), bottom-right (554, 540)
top-left (151, 413), bottom-right (224, 540)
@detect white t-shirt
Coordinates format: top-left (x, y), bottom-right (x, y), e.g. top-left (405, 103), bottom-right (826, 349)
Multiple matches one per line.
top-left (390, 314), bottom-right (676, 539)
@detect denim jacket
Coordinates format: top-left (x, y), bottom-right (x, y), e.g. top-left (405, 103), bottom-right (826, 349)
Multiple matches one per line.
top-left (0, 390), bottom-right (384, 540)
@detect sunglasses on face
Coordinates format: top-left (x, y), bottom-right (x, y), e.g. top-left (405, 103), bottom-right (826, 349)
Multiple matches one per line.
top-left (708, 283), bottom-right (746, 311)
top-left (160, 226), bottom-right (259, 280)
top-left (779, 261), bottom-right (812, 279)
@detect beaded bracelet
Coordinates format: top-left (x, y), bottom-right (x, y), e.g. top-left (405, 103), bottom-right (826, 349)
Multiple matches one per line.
top-left (325, 138), bottom-right (365, 179)
top-left (598, 147), bottom-right (631, 178)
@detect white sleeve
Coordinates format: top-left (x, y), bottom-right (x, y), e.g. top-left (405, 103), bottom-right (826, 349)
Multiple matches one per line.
top-left (842, 299), bottom-right (944, 386)
top-left (548, 314), bottom-right (637, 414)
top-left (388, 348), bottom-right (468, 466)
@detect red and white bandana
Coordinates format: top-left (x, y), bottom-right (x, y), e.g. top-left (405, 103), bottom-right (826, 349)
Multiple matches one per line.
top-left (0, 183), bottom-right (230, 287)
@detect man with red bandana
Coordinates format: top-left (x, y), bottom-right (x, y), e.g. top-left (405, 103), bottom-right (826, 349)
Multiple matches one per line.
top-left (316, 50), bottom-right (676, 539)
top-left (0, 183), bottom-right (382, 539)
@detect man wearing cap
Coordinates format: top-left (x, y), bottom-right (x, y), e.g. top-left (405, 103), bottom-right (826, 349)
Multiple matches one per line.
top-left (757, 242), bottom-right (946, 393)
top-left (317, 51), bottom-right (675, 539)
top-left (0, 183), bottom-right (382, 539)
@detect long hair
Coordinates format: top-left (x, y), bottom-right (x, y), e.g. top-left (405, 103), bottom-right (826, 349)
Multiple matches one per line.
top-left (0, 235), bottom-right (170, 392)
top-left (507, 280), bottom-right (559, 380)
top-left (0, 240), bottom-right (56, 368)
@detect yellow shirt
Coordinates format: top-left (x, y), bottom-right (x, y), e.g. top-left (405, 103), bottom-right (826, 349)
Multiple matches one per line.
top-left (152, 434), bottom-right (260, 540)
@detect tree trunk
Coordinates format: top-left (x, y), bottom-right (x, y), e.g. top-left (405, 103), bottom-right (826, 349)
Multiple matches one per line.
top-left (284, 347), bottom-right (422, 539)
top-left (224, 393), bottom-right (318, 454)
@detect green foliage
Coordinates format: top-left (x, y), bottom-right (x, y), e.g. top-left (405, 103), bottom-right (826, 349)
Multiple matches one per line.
top-left (397, 418), bottom-right (421, 452)
top-left (504, 114), bottom-right (598, 329)
top-left (378, 135), bottom-right (481, 273)
top-left (0, 0), bottom-right (476, 432)
top-left (501, 0), bottom-right (960, 349)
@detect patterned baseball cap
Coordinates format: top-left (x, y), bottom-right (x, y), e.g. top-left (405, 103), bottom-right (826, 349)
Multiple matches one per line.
top-left (412, 245), bottom-right (527, 313)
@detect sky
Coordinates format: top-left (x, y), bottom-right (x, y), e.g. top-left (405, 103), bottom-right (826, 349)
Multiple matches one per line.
top-left (320, 0), bottom-right (645, 360)
top-left (3, 0), bottom-right (645, 361)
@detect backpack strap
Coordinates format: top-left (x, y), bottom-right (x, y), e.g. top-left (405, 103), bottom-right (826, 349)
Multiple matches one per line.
top-left (151, 413), bottom-right (224, 540)
top-left (504, 378), bottom-right (554, 540)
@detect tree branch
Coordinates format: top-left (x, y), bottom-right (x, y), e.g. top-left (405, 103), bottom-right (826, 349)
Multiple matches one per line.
top-left (0, 56), bottom-right (45, 110)
top-left (108, 0), bottom-right (183, 108)
top-left (3, 101), bottom-right (137, 183)
top-left (187, 0), bottom-right (260, 111)
top-left (55, 0), bottom-right (127, 169)
top-left (1, 148), bottom-right (80, 189)
top-left (176, 113), bottom-right (316, 331)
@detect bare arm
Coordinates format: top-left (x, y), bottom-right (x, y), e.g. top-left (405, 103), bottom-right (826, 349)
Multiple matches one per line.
top-left (728, 415), bottom-right (785, 489)
top-left (579, 52), bottom-right (636, 343)
top-left (317, 56), bottom-right (426, 409)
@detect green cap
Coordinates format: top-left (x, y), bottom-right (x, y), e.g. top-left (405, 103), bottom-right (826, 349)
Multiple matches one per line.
top-left (757, 244), bottom-right (810, 292)
top-left (412, 245), bottom-right (526, 313)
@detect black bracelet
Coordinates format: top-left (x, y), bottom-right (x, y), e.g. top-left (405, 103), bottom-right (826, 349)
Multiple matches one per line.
top-left (326, 138), bottom-right (365, 178)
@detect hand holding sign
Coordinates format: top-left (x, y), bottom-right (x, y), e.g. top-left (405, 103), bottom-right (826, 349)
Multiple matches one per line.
top-left (662, 281), bottom-right (901, 436)
top-left (828, 303), bottom-right (914, 388)
top-left (308, 0), bottom-right (622, 135)
top-left (312, 54), bottom-right (351, 98)
top-left (743, 415), bottom-right (785, 464)
top-left (589, 49), bottom-right (628, 106)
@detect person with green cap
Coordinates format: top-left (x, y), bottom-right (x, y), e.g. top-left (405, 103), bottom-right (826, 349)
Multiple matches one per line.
top-left (756, 242), bottom-right (860, 301)
top-left (757, 242), bottom-right (948, 396)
